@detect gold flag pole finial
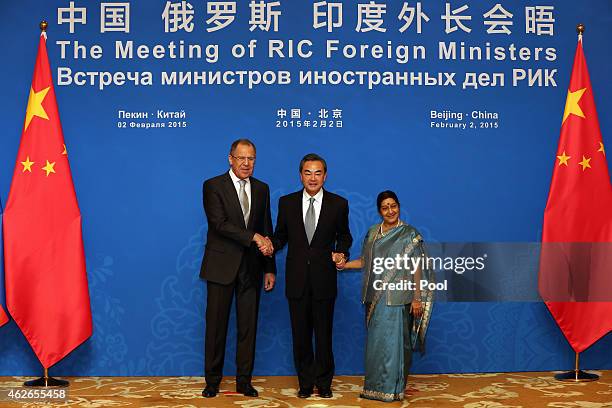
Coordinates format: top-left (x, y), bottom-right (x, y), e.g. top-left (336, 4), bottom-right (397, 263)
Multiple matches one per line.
top-left (39, 21), bottom-right (48, 32)
top-left (577, 23), bottom-right (584, 42)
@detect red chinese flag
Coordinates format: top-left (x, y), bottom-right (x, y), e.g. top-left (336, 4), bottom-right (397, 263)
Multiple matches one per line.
top-left (0, 267), bottom-right (7, 324)
top-left (0, 200), bottom-right (7, 327)
top-left (3, 33), bottom-right (92, 367)
top-left (539, 38), bottom-right (612, 353)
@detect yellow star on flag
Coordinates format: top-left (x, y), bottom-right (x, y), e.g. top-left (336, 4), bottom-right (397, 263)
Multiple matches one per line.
top-left (557, 151), bottom-right (571, 166)
top-left (42, 160), bottom-right (56, 176)
top-left (598, 142), bottom-right (605, 156)
top-left (24, 86), bottom-right (51, 131)
top-left (62, 144), bottom-right (67, 155)
top-left (21, 156), bottom-right (35, 173)
top-left (578, 155), bottom-right (591, 171)
top-left (562, 88), bottom-right (586, 124)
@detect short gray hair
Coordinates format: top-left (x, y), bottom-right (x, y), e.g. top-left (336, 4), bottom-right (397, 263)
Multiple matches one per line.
top-left (229, 139), bottom-right (256, 155)
top-left (299, 153), bottom-right (327, 173)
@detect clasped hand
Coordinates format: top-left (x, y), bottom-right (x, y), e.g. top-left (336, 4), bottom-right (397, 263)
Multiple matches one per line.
top-left (253, 233), bottom-right (274, 256)
top-left (331, 252), bottom-right (346, 269)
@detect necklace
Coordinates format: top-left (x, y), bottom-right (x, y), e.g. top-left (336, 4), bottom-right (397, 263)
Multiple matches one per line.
top-left (379, 219), bottom-right (401, 237)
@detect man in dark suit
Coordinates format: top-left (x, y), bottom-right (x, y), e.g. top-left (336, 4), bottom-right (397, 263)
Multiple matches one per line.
top-left (200, 139), bottom-right (276, 398)
top-left (273, 153), bottom-right (353, 399)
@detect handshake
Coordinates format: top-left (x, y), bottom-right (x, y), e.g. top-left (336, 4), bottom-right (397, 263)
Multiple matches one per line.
top-left (253, 233), bottom-right (274, 257)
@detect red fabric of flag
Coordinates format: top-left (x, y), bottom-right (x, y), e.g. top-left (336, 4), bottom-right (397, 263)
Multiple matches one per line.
top-left (1, 201), bottom-right (8, 327)
top-left (539, 39), bottom-right (612, 353)
top-left (3, 34), bottom-right (92, 368)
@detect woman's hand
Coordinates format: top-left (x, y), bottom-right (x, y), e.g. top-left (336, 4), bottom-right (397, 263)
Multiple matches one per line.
top-left (338, 257), bottom-right (363, 270)
top-left (410, 299), bottom-right (423, 318)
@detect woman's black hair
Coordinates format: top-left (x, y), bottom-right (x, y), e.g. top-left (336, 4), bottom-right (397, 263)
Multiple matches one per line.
top-left (376, 190), bottom-right (400, 211)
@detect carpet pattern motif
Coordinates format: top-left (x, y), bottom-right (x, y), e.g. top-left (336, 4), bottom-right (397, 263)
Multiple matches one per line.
top-left (0, 371), bottom-right (610, 407)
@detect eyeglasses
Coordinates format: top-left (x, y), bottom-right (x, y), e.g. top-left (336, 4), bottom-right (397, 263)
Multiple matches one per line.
top-left (231, 154), bottom-right (256, 164)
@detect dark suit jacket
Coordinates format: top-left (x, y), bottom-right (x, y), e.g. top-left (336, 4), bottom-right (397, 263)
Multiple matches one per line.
top-left (200, 172), bottom-right (276, 284)
top-left (273, 190), bottom-right (352, 300)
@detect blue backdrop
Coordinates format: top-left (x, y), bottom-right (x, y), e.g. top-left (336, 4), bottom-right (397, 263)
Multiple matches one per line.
top-left (0, 0), bottom-right (610, 376)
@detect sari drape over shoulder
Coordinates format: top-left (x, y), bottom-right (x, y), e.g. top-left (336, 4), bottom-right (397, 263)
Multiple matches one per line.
top-left (361, 223), bottom-right (434, 351)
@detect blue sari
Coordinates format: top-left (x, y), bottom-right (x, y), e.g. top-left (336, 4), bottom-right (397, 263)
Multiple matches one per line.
top-left (360, 223), bottom-right (434, 402)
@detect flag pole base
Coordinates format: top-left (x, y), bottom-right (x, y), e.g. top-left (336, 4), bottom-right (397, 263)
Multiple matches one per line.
top-left (554, 370), bottom-right (599, 382)
top-left (23, 377), bottom-right (69, 387)
top-left (23, 368), bottom-right (69, 387)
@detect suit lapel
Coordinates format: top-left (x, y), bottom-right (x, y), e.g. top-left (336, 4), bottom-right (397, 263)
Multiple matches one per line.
top-left (222, 172), bottom-right (247, 229)
top-left (247, 180), bottom-right (259, 230)
top-left (310, 190), bottom-right (330, 245)
top-left (295, 191), bottom-right (309, 245)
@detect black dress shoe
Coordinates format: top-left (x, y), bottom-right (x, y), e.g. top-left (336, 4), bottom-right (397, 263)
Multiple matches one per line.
top-left (318, 387), bottom-right (333, 398)
top-left (297, 387), bottom-right (313, 398)
top-left (202, 385), bottom-right (218, 398)
top-left (236, 383), bottom-right (259, 397)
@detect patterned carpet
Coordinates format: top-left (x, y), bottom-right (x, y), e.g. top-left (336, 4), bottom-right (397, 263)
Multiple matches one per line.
top-left (0, 371), bottom-right (611, 407)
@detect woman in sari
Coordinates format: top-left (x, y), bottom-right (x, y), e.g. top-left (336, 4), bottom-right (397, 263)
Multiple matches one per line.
top-left (339, 190), bottom-right (434, 402)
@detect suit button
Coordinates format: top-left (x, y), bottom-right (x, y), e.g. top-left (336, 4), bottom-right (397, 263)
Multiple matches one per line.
top-left (307, 260), bottom-right (310, 265)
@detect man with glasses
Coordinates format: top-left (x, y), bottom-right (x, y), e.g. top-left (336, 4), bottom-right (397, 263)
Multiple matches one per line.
top-left (200, 139), bottom-right (276, 398)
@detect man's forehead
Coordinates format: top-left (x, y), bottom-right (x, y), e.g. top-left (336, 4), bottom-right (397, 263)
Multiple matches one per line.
top-left (302, 161), bottom-right (325, 171)
top-left (234, 144), bottom-right (255, 154)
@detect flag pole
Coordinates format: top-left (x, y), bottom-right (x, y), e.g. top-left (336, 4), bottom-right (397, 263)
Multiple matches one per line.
top-left (22, 21), bottom-right (70, 389)
top-left (551, 24), bottom-right (599, 384)
top-left (554, 352), bottom-right (599, 382)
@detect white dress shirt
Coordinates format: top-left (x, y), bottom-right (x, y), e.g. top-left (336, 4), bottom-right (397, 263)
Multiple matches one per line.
top-left (302, 188), bottom-right (323, 229)
top-left (228, 169), bottom-right (251, 210)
